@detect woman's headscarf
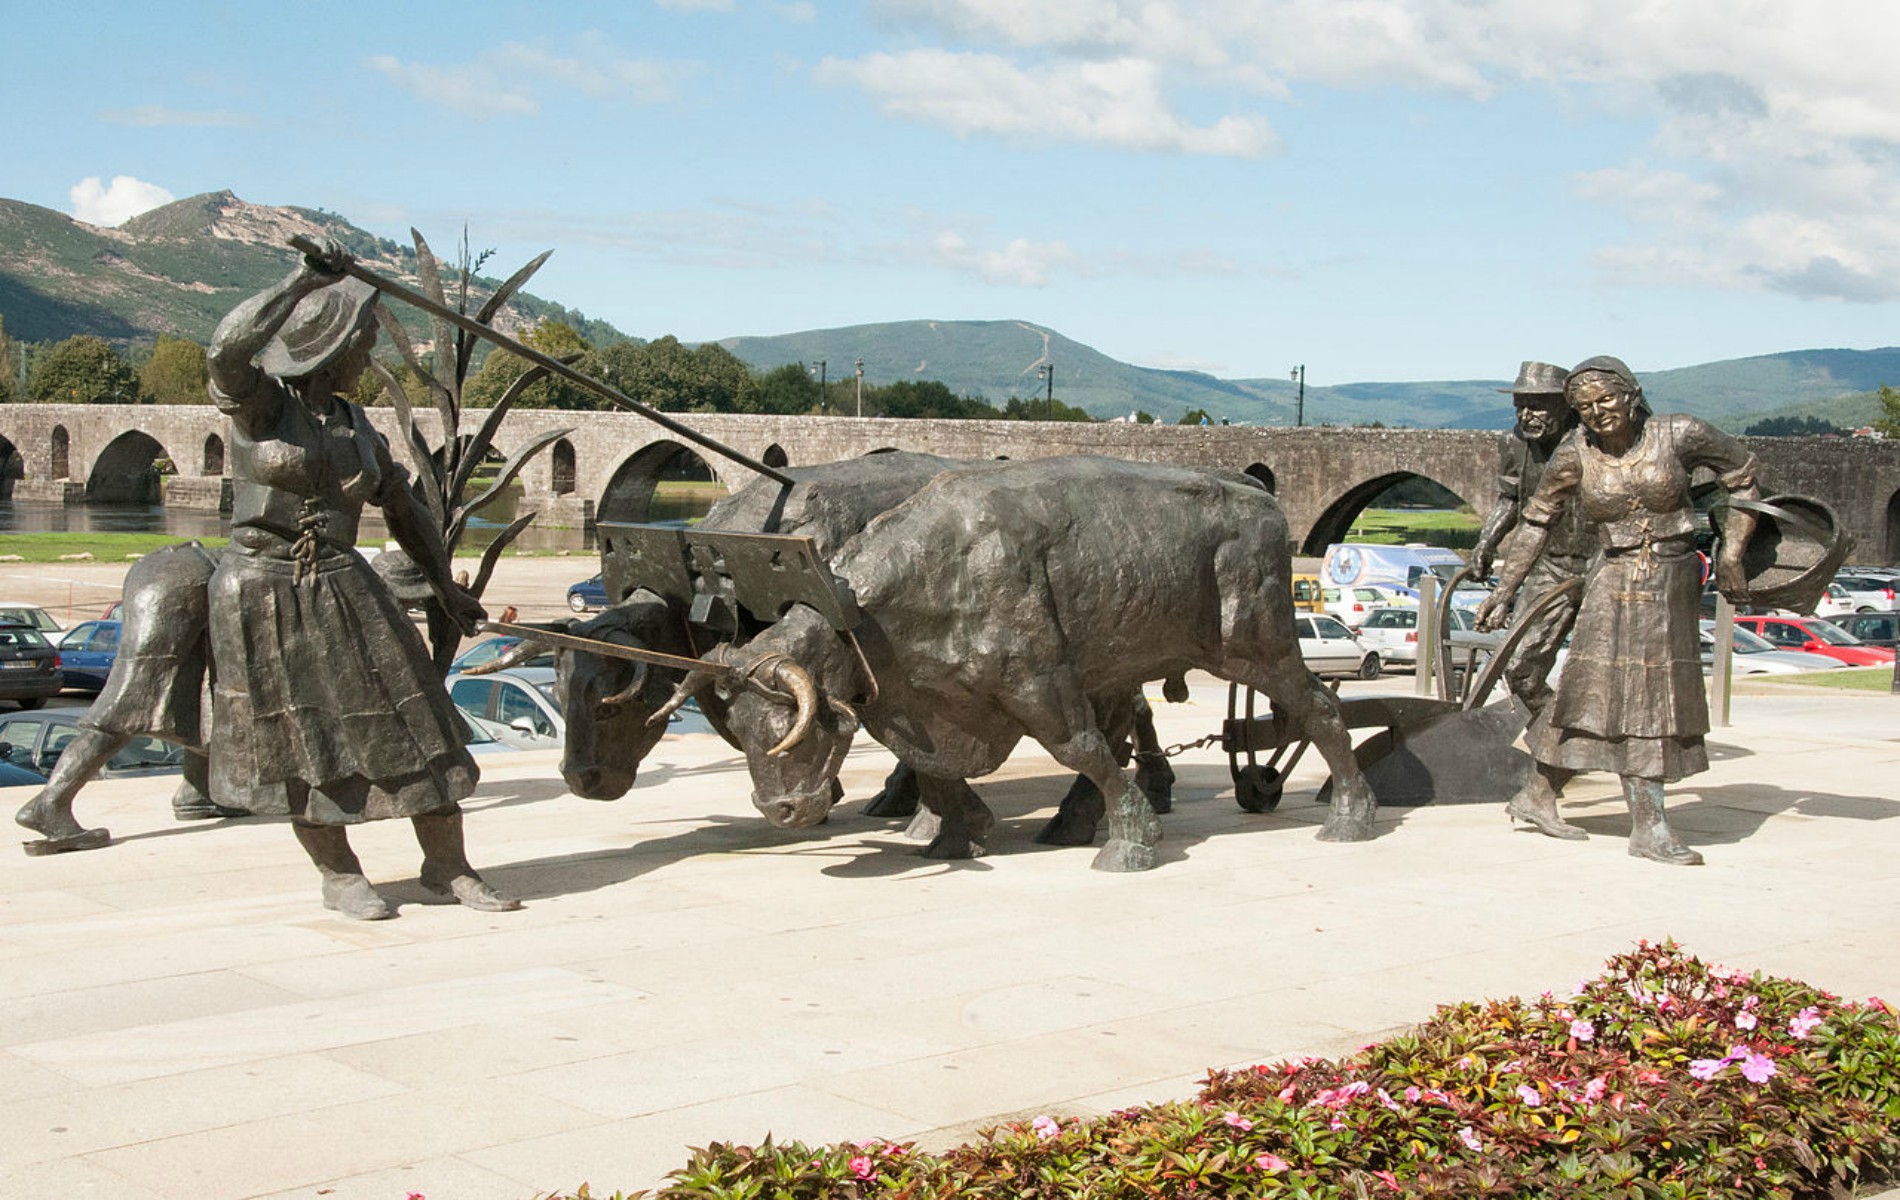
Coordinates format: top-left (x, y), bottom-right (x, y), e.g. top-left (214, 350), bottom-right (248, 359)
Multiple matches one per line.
top-left (1565, 354), bottom-right (1651, 418)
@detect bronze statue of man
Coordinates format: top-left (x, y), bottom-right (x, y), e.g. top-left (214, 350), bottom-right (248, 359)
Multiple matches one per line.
top-left (1469, 363), bottom-right (1595, 837)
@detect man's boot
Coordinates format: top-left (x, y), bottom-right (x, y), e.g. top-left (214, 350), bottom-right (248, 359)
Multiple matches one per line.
top-left (412, 811), bottom-right (520, 912)
top-left (292, 821), bottom-right (392, 920)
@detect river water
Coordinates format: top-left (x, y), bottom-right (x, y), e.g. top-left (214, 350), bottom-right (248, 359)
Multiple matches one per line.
top-left (0, 492), bottom-right (724, 554)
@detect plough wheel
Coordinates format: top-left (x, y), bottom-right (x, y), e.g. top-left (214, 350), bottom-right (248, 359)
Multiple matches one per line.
top-left (1226, 682), bottom-right (1309, 812)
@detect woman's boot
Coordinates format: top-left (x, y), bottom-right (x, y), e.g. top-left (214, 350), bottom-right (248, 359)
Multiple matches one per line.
top-left (1622, 777), bottom-right (1703, 866)
top-left (292, 821), bottom-right (392, 919)
top-left (412, 811), bottom-right (520, 912)
top-left (1505, 763), bottom-right (1587, 841)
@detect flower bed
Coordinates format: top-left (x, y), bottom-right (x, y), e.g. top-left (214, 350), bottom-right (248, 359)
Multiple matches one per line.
top-left (557, 942), bottom-right (1900, 1199)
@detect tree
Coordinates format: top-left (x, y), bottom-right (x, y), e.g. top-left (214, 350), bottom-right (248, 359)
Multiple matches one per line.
top-left (740, 362), bottom-right (822, 415)
top-left (139, 335), bottom-right (209, 405)
top-left (1002, 395), bottom-right (1094, 422)
top-left (610, 335), bottom-right (750, 412)
top-left (1743, 414), bottom-right (1845, 437)
top-left (1178, 408), bottom-right (1212, 426)
top-left (1873, 386), bottom-right (1900, 439)
top-left (461, 320), bottom-right (598, 410)
top-left (0, 315), bottom-right (17, 403)
top-left (28, 335), bottom-right (142, 404)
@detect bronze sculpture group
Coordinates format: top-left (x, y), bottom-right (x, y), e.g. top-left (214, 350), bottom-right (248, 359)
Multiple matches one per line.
top-left (8, 241), bottom-right (1818, 909)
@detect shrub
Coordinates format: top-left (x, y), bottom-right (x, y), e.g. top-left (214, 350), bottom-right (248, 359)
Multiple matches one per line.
top-left (551, 942), bottom-right (1900, 1199)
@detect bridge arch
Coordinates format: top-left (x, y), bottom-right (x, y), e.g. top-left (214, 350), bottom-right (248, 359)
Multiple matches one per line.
top-left (597, 439), bottom-right (725, 525)
top-left (0, 433), bottom-right (18, 499)
top-left (550, 438), bottom-right (576, 495)
top-left (202, 433), bottom-right (225, 476)
top-left (1244, 462), bottom-right (1276, 494)
top-left (88, 430), bottom-right (171, 504)
top-left (51, 426), bottom-right (70, 479)
top-left (1300, 471), bottom-right (1479, 557)
top-left (1886, 489), bottom-right (1900, 565)
top-left (761, 443), bottom-right (788, 469)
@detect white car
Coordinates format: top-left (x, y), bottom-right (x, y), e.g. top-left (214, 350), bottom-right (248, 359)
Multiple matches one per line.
top-left (1322, 584), bottom-right (1416, 630)
top-left (0, 602), bottom-right (63, 634)
top-left (1700, 621), bottom-right (1843, 675)
top-left (1297, 613), bottom-right (1383, 679)
top-left (1832, 573), bottom-right (1898, 613)
top-left (447, 666), bottom-right (565, 746)
top-left (1354, 605), bottom-right (1480, 666)
top-left (1770, 583), bottom-right (1854, 620)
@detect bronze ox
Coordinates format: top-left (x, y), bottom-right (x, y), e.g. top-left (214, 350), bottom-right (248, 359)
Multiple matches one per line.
top-left (486, 452), bottom-right (1174, 844)
top-left (652, 455), bottom-right (1379, 872)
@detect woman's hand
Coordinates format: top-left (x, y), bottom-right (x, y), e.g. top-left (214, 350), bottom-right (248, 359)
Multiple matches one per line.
top-left (442, 585), bottom-right (487, 639)
top-left (300, 236), bottom-right (354, 279)
top-left (1475, 591), bottom-right (1513, 633)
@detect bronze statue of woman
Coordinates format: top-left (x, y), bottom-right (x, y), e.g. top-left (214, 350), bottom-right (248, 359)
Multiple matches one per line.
top-left (1478, 356), bottom-right (1758, 865)
top-left (205, 238), bottom-right (516, 918)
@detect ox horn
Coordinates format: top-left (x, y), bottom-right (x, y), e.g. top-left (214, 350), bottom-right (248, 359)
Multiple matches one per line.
top-left (766, 657), bottom-right (820, 758)
top-left (600, 662), bottom-right (651, 709)
top-left (648, 663), bottom-right (723, 727)
top-left (461, 635), bottom-right (553, 675)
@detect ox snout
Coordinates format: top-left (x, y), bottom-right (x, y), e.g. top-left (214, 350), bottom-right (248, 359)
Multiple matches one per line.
top-left (752, 782), bottom-right (837, 829)
top-left (562, 762), bottom-right (636, 802)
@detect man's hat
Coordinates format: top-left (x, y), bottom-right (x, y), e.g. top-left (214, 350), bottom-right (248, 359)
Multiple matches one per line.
top-left (259, 278), bottom-right (380, 379)
top-left (1498, 361), bottom-right (1568, 395)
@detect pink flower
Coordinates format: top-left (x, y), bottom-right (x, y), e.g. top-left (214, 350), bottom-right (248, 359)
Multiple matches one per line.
top-left (1570, 1018), bottom-right (1595, 1042)
top-left (1374, 1169), bottom-right (1400, 1189)
top-left (1458, 1126), bottom-right (1483, 1151)
top-left (1740, 1052), bottom-right (1778, 1084)
top-left (406, 1194), bottom-right (426, 1200)
top-left (1789, 1007), bottom-right (1823, 1039)
top-left (849, 1156), bottom-right (875, 1180)
top-left (1689, 1057), bottom-right (1729, 1080)
top-left (1403, 1085), bottom-right (1421, 1103)
top-left (1222, 1111), bottom-right (1254, 1130)
top-left (1277, 1084), bottom-right (1298, 1103)
top-left (1255, 1152), bottom-right (1290, 1173)
top-left (1735, 1011), bottom-right (1758, 1031)
top-left (1582, 1077), bottom-right (1608, 1103)
top-left (1030, 1115), bottom-right (1060, 1140)
top-left (1515, 1084), bottom-right (1542, 1106)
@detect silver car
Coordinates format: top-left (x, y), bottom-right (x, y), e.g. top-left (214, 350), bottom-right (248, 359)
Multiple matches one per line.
top-left (1297, 613), bottom-right (1382, 679)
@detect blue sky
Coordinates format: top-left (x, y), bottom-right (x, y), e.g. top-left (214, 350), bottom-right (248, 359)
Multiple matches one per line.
top-left (5, 1), bottom-right (1898, 385)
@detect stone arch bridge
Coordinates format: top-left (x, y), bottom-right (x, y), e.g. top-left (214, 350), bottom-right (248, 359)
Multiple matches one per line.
top-left (4, 403), bottom-right (1899, 563)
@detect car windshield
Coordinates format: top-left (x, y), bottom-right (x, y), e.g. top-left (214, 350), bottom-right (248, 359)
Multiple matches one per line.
top-left (0, 626), bottom-right (49, 649)
top-left (1801, 621), bottom-right (1862, 646)
top-left (534, 680), bottom-right (565, 714)
top-left (1363, 610), bottom-right (1414, 628)
top-left (1728, 627), bottom-right (1778, 653)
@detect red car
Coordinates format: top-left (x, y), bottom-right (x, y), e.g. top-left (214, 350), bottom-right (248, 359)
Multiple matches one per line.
top-left (1731, 615), bottom-right (1897, 666)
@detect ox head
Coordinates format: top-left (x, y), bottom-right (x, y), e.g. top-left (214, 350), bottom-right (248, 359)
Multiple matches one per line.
top-left (651, 606), bottom-right (862, 829)
top-left (537, 595), bottom-right (698, 800)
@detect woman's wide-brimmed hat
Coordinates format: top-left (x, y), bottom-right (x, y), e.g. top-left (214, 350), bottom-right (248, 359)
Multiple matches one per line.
top-left (1715, 494), bottom-right (1855, 615)
top-left (1498, 361), bottom-right (1568, 395)
top-left (259, 278), bottom-right (380, 379)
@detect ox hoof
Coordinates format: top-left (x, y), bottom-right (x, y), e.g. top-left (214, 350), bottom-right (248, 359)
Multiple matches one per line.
top-left (1316, 812), bottom-right (1377, 843)
top-left (862, 778), bottom-right (920, 819)
top-left (1034, 811), bottom-right (1100, 847)
top-left (919, 832), bottom-right (984, 860)
top-left (1091, 838), bottom-right (1157, 872)
top-left (902, 808), bottom-right (941, 843)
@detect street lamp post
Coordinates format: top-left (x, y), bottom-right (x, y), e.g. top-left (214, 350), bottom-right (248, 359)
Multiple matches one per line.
top-left (1291, 364), bottom-right (1305, 427)
top-left (811, 359), bottom-right (827, 415)
top-left (854, 357), bottom-right (864, 418)
top-left (1036, 362), bottom-right (1054, 420)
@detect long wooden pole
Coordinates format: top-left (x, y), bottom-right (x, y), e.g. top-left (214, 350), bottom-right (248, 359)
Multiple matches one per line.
top-left (287, 235), bottom-right (795, 487)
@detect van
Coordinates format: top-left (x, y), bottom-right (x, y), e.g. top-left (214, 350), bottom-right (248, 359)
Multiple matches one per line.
top-left (1323, 543), bottom-right (1467, 591)
top-left (1291, 574), bottom-right (1325, 613)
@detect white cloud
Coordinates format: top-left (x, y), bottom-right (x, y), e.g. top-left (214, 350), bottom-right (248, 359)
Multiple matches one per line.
top-left (816, 49), bottom-right (1277, 156)
top-left (772, 1), bottom-right (817, 20)
top-left (97, 106), bottom-right (252, 128)
top-left (850, 1), bottom-right (1900, 301)
top-left (931, 231), bottom-right (1079, 285)
top-left (69, 176), bottom-right (175, 227)
top-left (368, 36), bottom-right (692, 118)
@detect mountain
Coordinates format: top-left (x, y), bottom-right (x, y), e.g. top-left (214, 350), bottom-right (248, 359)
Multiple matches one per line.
top-left (4, 191), bottom-right (1897, 430)
top-left (0, 190), bottom-right (627, 350)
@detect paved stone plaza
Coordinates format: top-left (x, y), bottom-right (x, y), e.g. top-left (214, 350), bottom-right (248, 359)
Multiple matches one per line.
top-left (4, 655), bottom-right (1899, 1199)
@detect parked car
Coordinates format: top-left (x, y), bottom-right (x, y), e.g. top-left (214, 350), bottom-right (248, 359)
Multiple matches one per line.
top-left (1699, 621), bottom-right (1843, 675)
top-left (566, 574), bottom-right (610, 613)
top-left (1354, 605), bottom-right (1480, 667)
top-left (1322, 584), bottom-right (1416, 630)
top-left (0, 756), bottom-right (46, 786)
top-left (0, 602), bottom-right (63, 634)
top-left (1730, 614), bottom-right (1896, 666)
top-left (1828, 610), bottom-right (1900, 649)
top-left (1831, 573), bottom-right (1899, 612)
top-left (0, 623), bottom-right (63, 710)
top-left (451, 636), bottom-right (556, 674)
top-left (455, 707), bottom-right (536, 756)
top-left (1794, 583), bottom-right (1856, 620)
top-left (0, 710), bottom-right (187, 779)
top-left (55, 620), bottom-right (122, 693)
top-left (1297, 613), bottom-right (1382, 679)
top-left (447, 666), bottom-right (566, 744)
